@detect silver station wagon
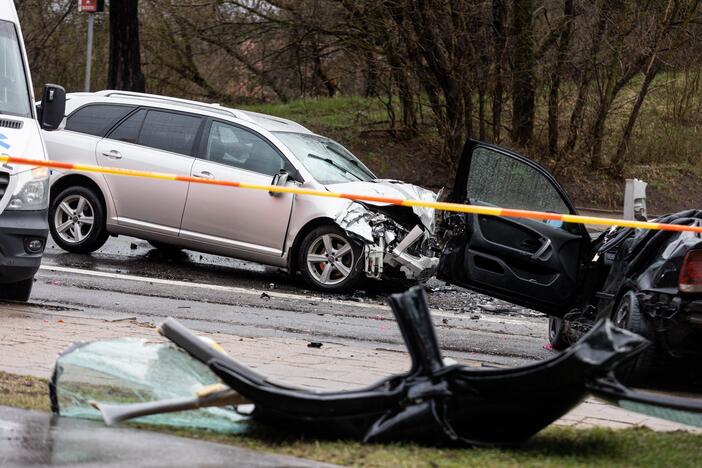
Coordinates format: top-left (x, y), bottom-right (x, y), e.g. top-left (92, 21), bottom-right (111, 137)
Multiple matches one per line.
top-left (43, 91), bottom-right (439, 292)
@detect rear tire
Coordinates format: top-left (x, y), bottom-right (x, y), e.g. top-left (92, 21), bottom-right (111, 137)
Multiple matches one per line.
top-left (0, 277), bottom-right (33, 301)
top-left (50, 185), bottom-right (109, 254)
top-left (298, 225), bottom-right (363, 292)
top-left (548, 316), bottom-right (572, 350)
top-left (614, 291), bottom-right (660, 385)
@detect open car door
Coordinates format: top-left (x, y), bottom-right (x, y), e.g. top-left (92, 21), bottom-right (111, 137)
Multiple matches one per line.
top-left (439, 140), bottom-right (591, 317)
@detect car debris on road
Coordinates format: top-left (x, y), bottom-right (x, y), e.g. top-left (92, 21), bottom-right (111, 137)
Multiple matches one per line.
top-left (50, 286), bottom-right (702, 446)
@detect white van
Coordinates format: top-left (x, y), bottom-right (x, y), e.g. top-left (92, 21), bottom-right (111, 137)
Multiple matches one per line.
top-left (0, 1), bottom-right (65, 301)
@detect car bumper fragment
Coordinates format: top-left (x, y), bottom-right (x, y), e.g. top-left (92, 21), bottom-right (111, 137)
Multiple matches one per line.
top-left (51, 286), bottom-right (702, 445)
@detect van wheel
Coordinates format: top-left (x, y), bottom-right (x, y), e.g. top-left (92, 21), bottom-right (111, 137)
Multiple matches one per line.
top-left (50, 186), bottom-right (109, 254)
top-left (613, 291), bottom-right (660, 385)
top-left (0, 277), bottom-right (33, 301)
top-left (548, 316), bottom-right (572, 350)
top-left (298, 225), bottom-right (363, 292)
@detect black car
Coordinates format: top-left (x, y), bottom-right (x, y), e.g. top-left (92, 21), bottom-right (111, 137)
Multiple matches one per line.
top-left (438, 140), bottom-right (702, 384)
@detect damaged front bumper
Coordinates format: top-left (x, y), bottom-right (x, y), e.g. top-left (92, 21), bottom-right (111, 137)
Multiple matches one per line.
top-left (335, 202), bottom-right (439, 281)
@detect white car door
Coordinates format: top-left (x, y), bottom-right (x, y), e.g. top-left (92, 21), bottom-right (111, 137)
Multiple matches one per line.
top-left (96, 108), bottom-right (203, 234)
top-left (180, 120), bottom-right (294, 256)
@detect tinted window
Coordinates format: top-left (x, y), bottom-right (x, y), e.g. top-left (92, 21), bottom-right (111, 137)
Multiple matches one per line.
top-left (108, 109), bottom-right (146, 143)
top-left (65, 105), bottom-right (134, 137)
top-left (467, 147), bottom-right (571, 229)
top-left (138, 111), bottom-right (202, 156)
top-left (205, 122), bottom-right (284, 176)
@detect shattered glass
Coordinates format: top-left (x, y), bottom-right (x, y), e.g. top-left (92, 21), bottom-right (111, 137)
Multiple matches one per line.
top-left (51, 338), bottom-right (248, 432)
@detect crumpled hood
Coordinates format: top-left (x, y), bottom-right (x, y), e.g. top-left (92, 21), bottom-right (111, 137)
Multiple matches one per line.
top-left (327, 179), bottom-right (437, 232)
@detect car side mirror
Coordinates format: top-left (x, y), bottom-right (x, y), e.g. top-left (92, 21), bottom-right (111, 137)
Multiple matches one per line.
top-left (269, 170), bottom-right (289, 197)
top-left (37, 84), bottom-right (66, 131)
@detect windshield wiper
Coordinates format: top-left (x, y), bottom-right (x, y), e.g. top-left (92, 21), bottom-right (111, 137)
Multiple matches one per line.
top-left (324, 144), bottom-right (374, 177)
top-left (307, 153), bottom-right (363, 181)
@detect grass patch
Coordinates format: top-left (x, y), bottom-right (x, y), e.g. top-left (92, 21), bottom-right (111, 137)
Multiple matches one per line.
top-left (2, 371), bottom-right (702, 466)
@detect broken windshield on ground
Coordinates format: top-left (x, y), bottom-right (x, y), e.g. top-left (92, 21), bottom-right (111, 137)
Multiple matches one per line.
top-left (50, 338), bottom-right (248, 433)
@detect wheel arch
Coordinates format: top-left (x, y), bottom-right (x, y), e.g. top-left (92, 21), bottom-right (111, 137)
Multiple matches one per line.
top-left (51, 174), bottom-right (108, 210)
top-left (287, 217), bottom-right (337, 274)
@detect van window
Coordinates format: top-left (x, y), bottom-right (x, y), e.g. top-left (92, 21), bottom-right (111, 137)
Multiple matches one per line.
top-left (107, 109), bottom-right (146, 143)
top-left (138, 110), bottom-right (202, 156)
top-left (0, 20), bottom-right (32, 118)
top-left (66, 105), bottom-right (135, 137)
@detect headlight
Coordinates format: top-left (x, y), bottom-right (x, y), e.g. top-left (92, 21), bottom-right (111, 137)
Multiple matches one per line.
top-left (6, 167), bottom-right (50, 210)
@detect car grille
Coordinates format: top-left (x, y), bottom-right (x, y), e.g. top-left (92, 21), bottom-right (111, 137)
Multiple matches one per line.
top-left (0, 170), bottom-right (9, 203)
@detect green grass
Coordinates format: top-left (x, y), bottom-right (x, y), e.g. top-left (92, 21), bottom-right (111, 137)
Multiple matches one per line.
top-left (3, 371), bottom-right (702, 467)
top-left (240, 95), bottom-right (389, 130)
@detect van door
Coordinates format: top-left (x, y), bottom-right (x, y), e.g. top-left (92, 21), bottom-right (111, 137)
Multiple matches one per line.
top-left (439, 140), bottom-right (591, 317)
top-left (97, 109), bottom-right (203, 235)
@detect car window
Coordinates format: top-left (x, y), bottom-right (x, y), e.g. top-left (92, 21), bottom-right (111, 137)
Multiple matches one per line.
top-left (467, 147), bottom-right (571, 228)
top-left (138, 110), bottom-right (202, 156)
top-left (205, 121), bottom-right (285, 176)
top-left (65, 105), bottom-right (135, 137)
top-left (107, 109), bottom-right (146, 143)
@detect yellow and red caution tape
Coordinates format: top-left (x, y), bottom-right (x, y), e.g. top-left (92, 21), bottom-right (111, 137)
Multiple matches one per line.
top-left (3, 154), bottom-right (702, 234)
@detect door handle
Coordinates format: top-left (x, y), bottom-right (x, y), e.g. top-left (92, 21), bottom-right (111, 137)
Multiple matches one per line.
top-left (193, 171), bottom-right (214, 179)
top-left (530, 238), bottom-right (552, 261)
top-left (102, 150), bottom-right (122, 160)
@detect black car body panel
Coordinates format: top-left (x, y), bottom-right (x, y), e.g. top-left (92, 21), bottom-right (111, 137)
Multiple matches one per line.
top-left (593, 210), bottom-right (702, 358)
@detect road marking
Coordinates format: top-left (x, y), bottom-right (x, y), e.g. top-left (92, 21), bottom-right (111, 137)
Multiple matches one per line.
top-left (38, 264), bottom-right (541, 326)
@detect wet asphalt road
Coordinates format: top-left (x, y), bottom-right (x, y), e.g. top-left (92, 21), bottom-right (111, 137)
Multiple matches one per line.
top-left (26, 234), bottom-right (553, 367)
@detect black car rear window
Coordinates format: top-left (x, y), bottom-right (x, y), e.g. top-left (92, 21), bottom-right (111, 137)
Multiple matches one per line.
top-left (65, 104), bottom-right (135, 137)
top-left (138, 110), bottom-right (202, 156)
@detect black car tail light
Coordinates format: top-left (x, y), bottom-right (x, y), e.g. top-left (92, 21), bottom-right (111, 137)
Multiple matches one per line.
top-left (679, 250), bottom-right (702, 293)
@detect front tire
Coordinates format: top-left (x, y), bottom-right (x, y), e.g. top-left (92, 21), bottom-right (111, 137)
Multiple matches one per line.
top-left (298, 225), bottom-right (363, 292)
top-left (50, 186), bottom-right (109, 254)
top-left (613, 291), bottom-right (660, 385)
top-left (0, 277), bottom-right (33, 301)
top-left (548, 316), bottom-right (572, 350)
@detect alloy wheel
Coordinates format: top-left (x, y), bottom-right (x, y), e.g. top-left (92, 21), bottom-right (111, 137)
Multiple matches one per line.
top-left (306, 233), bottom-right (354, 286)
top-left (53, 194), bottom-right (95, 244)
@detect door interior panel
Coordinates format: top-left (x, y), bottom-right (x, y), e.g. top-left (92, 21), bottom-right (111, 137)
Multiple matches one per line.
top-left (441, 140), bottom-right (591, 317)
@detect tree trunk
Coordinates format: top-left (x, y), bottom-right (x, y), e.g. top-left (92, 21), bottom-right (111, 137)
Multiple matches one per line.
top-left (491, 0), bottom-right (506, 143)
top-left (108, 0), bottom-right (145, 92)
top-left (548, 0), bottom-right (574, 158)
top-left (589, 0), bottom-right (630, 169)
top-left (511, 0), bottom-right (535, 146)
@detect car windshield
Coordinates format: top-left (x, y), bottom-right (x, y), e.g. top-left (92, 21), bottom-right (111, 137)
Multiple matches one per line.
top-left (273, 132), bottom-right (375, 184)
top-left (0, 20), bottom-right (31, 118)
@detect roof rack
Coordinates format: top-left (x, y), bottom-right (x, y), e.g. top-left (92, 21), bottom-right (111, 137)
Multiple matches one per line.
top-left (96, 90), bottom-right (252, 121)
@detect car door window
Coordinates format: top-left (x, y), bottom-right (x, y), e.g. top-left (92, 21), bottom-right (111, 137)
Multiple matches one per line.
top-left (467, 147), bottom-right (573, 231)
top-left (205, 121), bottom-right (285, 176)
top-left (138, 110), bottom-right (202, 156)
top-left (107, 109), bottom-right (146, 144)
top-left (65, 104), bottom-right (135, 137)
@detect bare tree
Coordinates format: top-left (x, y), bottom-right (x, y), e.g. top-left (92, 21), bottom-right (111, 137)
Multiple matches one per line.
top-left (107, 0), bottom-right (145, 91)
